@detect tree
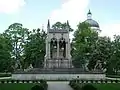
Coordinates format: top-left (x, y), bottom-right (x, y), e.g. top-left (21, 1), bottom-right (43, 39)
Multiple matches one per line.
top-left (4, 23), bottom-right (29, 69)
top-left (88, 36), bottom-right (112, 71)
top-left (107, 35), bottom-right (120, 75)
top-left (24, 28), bottom-right (46, 68)
top-left (72, 22), bottom-right (98, 69)
top-left (0, 34), bottom-right (13, 72)
top-left (52, 21), bottom-right (73, 32)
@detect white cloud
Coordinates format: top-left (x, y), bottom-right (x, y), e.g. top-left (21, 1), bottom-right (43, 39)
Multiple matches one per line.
top-left (100, 23), bottom-right (120, 39)
top-left (49, 0), bottom-right (89, 29)
top-left (0, 0), bottom-right (25, 14)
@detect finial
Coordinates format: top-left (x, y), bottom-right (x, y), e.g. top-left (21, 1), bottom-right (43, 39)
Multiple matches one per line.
top-left (88, 9), bottom-right (92, 15)
top-left (87, 9), bottom-right (92, 19)
top-left (47, 19), bottom-right (50, 28)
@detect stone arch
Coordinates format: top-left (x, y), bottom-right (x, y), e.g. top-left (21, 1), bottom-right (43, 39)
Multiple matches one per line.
top-left (59, 37), bottom-right (66, 58)
top-left (50, 38), bottom-right (57, 58)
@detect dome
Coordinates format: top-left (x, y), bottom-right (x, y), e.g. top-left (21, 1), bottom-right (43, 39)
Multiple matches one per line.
top-left (84, 9), bottom-right (100, 28)
top-left (84, 19), bottom-right (99, 28)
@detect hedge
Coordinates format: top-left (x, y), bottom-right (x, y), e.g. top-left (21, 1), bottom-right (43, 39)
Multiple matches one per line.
top-left (0, 73), bottom-right (11, 77)
top-left (106, 75), bottom-right (120, 78)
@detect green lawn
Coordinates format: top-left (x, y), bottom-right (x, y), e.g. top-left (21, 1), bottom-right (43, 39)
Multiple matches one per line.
top-left (93, 83), bottom-right (120, 90)
top-left (0, 83), bottom-right (40, 90)
top-left (1, 83), bottom-right (120, 90)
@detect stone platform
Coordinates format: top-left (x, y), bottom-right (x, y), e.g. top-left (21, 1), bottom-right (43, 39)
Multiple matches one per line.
top-left (12, 68), bottom-right (106, 80)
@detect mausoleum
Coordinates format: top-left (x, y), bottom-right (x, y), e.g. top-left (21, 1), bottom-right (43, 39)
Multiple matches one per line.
top-left (44, 20), bottom-right (72, 68)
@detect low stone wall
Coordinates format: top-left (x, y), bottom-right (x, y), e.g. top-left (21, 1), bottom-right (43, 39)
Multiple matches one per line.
top-left (12, 74), bottom-right (106, 80)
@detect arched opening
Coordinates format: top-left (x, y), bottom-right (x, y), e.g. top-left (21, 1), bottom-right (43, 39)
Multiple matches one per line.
top-left (59, 38), bottom-right (66, 58)
top-left (50, 38), bottom-right (57, 59)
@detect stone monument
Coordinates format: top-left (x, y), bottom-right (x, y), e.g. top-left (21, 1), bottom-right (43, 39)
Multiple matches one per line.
top-left (44, 20), bottom-right (72, 68)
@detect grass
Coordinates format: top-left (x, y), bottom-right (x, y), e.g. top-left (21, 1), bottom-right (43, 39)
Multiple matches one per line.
top-left (69, 80), bottom-right (120, 90)
top-left (1, 82), bottom-right (120, 90)
top-left (0, 83), bottom-right (40, 90)
top-left (93, 83), bottom-right (120, 90)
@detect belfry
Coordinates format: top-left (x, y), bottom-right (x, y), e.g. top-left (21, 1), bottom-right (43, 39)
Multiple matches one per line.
top-left (44, 20), bottom-right (72, 68)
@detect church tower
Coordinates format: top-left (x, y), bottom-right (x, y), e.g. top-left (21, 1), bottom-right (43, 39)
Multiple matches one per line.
top-left (44, 20), bottom-right (72, 68)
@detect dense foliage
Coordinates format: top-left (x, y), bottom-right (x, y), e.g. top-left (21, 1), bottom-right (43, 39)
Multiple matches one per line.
top-left (52, 21), bottom-right (73, 32)
top-left (24, 28), bottom-right (46, 68)
top-left (72, 22), bottom-right (120, 75)
top-left (72, 22), bottom-right (98, 69)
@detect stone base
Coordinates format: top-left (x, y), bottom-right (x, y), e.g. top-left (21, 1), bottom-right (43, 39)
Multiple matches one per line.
top-left (44, 59), bottom-right (72, 68)
top-left (12, 73), bottom-right (106, 80)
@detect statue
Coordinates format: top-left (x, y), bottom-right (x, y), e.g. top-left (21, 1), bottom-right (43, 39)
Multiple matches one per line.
top-left (94, 60), bottom-right (102, 71)
top-left (24, 64), bottom-right (33, 72)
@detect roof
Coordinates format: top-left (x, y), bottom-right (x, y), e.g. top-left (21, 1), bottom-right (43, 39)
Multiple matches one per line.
top-left (48, 29), bottom-right (68, 33)
top-left (84, 19), bottom-right (99, 28)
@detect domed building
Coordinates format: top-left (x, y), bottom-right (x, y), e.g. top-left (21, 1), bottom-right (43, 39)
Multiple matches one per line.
top-left (84, 10), bottom-right (101, 32)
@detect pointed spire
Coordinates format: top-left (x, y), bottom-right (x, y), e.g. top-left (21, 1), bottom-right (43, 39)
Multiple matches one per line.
top-left (87, 9), bottom-right (92, 19)
top-left (47, 19), bottom-right (50, 29)
top-left (66, 20), bottom-right (69, 32)
top-left (67, 20), bottom-right (69, 26)
top-left (42, 24), bottom-right (44, 31)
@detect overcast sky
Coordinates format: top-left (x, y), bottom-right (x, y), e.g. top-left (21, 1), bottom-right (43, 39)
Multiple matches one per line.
top-left (0, 0), bottom-right (120, 38)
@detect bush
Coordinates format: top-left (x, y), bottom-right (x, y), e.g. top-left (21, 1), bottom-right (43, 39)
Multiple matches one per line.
top-left (0, 73), bottom-right (11, 77)
top-left (82, 84), bottom-right (97, 90)
top-left (31, 84), bottom-right (44, 90)
top-left (74, 84), bottom-right (82, 90)
top-left (69, 80), bottom-right (76, 87)
top-left (1, 81), bottom-right (4, 83)
top-left (106, 75), bottom-right (120, 78)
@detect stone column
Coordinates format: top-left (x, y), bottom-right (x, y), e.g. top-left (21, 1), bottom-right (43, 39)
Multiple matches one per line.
top-left (68, 39), bottom-right (72, 68)
top-left (57, 40), bottom-right (59, 58)
top-left (45, 40), bottom-right (48, 57)
top-left (66, 42), bottom-right (68, 58)
top-left (68, 40), bottom-right (71, 57)
top-left (48, 42), bottom-right (51, 58)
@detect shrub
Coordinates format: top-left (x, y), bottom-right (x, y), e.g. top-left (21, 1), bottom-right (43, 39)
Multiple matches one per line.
top-left (0, 73), bottom-right (11, 77)
top-left (73, 83), bottom-right (82, 90)
top-left (100, 79), bottom-right (103, 83)
top-left (115, 80), bottom-right (118, 83)
top-left (90, 80), bottom-right (93, 83)
top-left (105, 80), bottom-right (107, 83)
top-left (111, 80), bottom-right (113, 83)
top-left (69, 80), bottom-right (76, 87)
top-left (11, 80), bottom-right (14, 83)
top-left (31, 84), bottom-right (44, 90)
top-left (82, 84), bottom-right (97, 90)
top-left (1, 81), bottom-right (4, 83)
top-left (26, 80), bottom-right (29, 83)
top-left (16, 80), bottom-right (19, 83)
